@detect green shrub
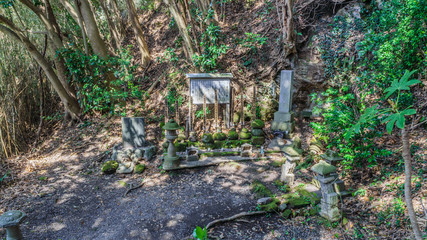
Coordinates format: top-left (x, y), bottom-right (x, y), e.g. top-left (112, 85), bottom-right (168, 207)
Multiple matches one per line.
top-left (102, 161), bottom-right (119, 174)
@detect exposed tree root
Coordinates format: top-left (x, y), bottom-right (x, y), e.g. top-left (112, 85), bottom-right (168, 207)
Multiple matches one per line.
top-left (205, 211), bottom-right (266, 230)
top-left (123, 182), bottom-right (144, 197)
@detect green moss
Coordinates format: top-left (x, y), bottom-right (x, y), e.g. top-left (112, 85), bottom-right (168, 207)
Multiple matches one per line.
top-left (241, 128), bottom-right (249, 133)
top-left (282, 209), bottom-right (293, 218)
top-left (228, 140), bottom-right (241, 148)
top-left (200, 151), bottom-right (240, 158)
top-left (251, 180), bottom-right (273, 198)
top-left (213, 132), bottom-right (227, 141)
top-left (227, 131), bottom-right (239, 140)
top-left (202, 133), bottom-right (214, 144)
top-left (252, 136), bottom-right (265, 145)
top-left (239, 131), bottom-right (252, 139)
top-left (265, 150), bottom-right (281, 154)
top-left (134, 164), bottom-right (146, 174)
top-left (269, 159), bottom-right (285, 167)
top-left (260, 197), bottom-right (280, 212)
top-left (282, 188), bottom-right (320, 208)
top-left (174, 142), bottom-right (187, 152)
top-left (240, 139), bottom-right (251, 144)
top-left (213, 140), bottom-right (226, 149)
top-left (233, 112), bottom-right (240, 123)
top-left (274, 180), bottom-right (284, 187)
top-left (251, 119), bottom-right (265, 128)
top-left (101, 160), bottom-right (119, 174)
top-left (188, 141), bottom-right (200, 147)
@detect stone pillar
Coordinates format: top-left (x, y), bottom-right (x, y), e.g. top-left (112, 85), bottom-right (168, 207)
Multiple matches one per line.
top-left (311, 160), bottom-right (341, 222)
top-left (271, 70), bottom-right (295, 133)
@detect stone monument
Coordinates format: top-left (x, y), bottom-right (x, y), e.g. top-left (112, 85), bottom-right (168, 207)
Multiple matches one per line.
top-left (122, 117), bottom-right (147, 148)
top-left (271, 70), bottom-right (295, 133)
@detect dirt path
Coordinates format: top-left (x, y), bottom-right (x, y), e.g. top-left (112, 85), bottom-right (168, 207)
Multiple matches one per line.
top-left (1, 155), bottom-right (331, 240)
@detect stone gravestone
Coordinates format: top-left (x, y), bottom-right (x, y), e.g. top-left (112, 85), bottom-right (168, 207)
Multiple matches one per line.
top-left (187, 73), bottom-right (233, 128)
top-left (271, 70), bottom-right (295, 133)
top-left (122, 117), bottom-right (147, 148)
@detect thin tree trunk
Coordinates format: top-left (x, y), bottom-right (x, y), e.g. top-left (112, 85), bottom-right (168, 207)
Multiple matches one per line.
top-left (100, 0), bottom-right (121, 51)
top-left (77, 0), bottom-right (110, 58)
top-left (126, 0), bottom-right (151, 67)
top-left (0, 23), bottom-right (81, 118)
top-left (401, 127), bottom-right (423, 240)
top-left (163, 0), bottom-right (196, 60)
top-left (74, 0), bottom-right (89, 55)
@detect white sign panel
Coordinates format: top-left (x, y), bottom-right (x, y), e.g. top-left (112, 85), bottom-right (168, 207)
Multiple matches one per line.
top-left (190, 79), bottom-right (230, 104)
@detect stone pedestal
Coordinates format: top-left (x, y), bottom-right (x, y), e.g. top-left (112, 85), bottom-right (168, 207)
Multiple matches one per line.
top-left (271, 70), bottom-right (295, 133)
top-left (320, 150), bottom-right (349, 196)
top-left (163, 119), bottom-right (180, 170)
top-left (186, 147), bottom-right (199, 162)
top-left (311, 161), bottom-right (341, 222)
top-left (280, 154), bottom-right (301, 185)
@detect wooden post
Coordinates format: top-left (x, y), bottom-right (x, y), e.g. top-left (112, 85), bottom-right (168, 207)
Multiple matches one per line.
top-left (203, 95), bottom-right (207, 132)
top-left (165, 98), bottom-right (169, 121)
top-left (253, 85), bottom-right (257, 120)
top-left (188, 96), bottom-right (193, 131)
top-left (215, 90), bottom-right (219, 131)
top-left (240, 92), bottom-right (244, 128)
top-left (229, 88), bottom-right (234, 127)
top-left (175, 100), bottom-right (180, 125)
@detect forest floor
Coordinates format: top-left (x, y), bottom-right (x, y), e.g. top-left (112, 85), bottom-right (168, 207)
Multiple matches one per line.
top-left (1, 114), bottom-right (426, 240)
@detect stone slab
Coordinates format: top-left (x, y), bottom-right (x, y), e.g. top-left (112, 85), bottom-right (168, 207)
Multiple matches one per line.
top-left (271, 121), bottom-right (295, 132)
top-left (164, 155), bottom-right (269, 170)
top-left (122, 117), bottom-right (147, 149)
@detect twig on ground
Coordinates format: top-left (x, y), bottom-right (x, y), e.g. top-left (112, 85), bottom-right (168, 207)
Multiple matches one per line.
top-left (205, 211), bottom-right (266, 230)
top-left (123, 181), bottom-right (144, 197)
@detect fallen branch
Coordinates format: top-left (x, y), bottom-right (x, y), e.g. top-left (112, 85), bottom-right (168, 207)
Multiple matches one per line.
top-left (123, 181), bottom-right (144, 197)
top-left (205, 211), bottom-right (266, 230)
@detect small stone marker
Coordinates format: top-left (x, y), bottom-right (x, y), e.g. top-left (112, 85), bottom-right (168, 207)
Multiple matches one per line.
top-left (122, 117), bottom-right (147, 149)
top-left (271, 70), bottom-right (295, 133)
top-left (0, 210), bottom-right (26, 240)
top-left (186, 147), bottom-right (199, 162)
top-left (280, 153), bottom-right (301, 186)
top-left (240, 143), bottom-right (253, 157)
top-left (311, 160), bottom-right (341, 222)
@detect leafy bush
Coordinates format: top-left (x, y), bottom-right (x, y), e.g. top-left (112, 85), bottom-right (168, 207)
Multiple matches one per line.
top-left (61, 47), bottom-right (144, 115)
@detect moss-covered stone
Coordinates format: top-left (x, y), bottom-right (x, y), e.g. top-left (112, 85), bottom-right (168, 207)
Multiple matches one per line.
top-left (213, 132), bottom-right (227, 141)
top-left (251, 119), bottom-right (265, 129)
top-left (233, 112), bottom-right (240, 124)
top-left (252, 136), bottom-right (265, 146)
top-left (251, 180), bottom-right (273, 198)
top-left (260, 197), bottom-right (280, 212)
top-left (177, 133), bottom-right (186, 142)
top-left (282, 188), bottom-right (320, 208)
top-left (101, 160), bottom-right (119, 174)
top-left (134, 164), bottom-right (146, 174)
top-left (200, 151), bottom-right (240, 158)
top-left (240, 139), bottom-right (251, 144)
top-left (187, 141), bottom-right (200, 147)
top-left (228, 130), bottom-right (239, 140)
top-left (239, 130), bottom-right (252, 139)
top-left (202, 133), bottom-right (214, 144)
top-left (213, 140), bottom-right (226, 149)
top-left (174, 142), bottom-right (187, 152)
top-left (311, 160), bottom-right (337, 175)
top-left (251, 128), bottom-right (264, 136)
top-left (282, 209), bottom-right (293, 219)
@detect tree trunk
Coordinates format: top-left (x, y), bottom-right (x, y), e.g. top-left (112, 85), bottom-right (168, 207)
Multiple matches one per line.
top-left (126, 0), bottom-right (151, 67)
top-left (163, 0), bottom-right (196, 60)
top-left (401, 127), bottom-right (423, 240)
top-left (77, 0), bottom-right (110, 58)
top-left (100, 0), bottom-right (121, 51)
top-left (0, 24), bottom-right (81, 118)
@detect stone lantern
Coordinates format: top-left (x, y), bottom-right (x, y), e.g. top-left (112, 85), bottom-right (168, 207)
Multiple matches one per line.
top-left (0, 210), bottom-right (26, 240)
top-left (320, 150), bottom-right (349, 196)
top-left (311, 160), bottom-right (340, 222)
top-left (163, 119), bottom-right (180, 170)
